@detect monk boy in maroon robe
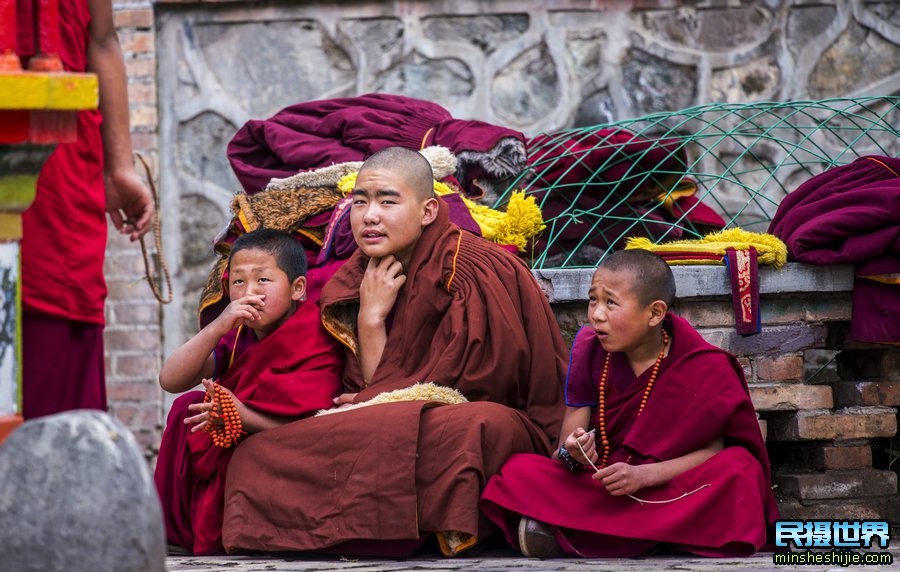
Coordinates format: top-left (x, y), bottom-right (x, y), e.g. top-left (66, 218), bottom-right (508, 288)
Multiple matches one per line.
top-left (153, 229), bottom-right (343, 555)
top-left (481, 249), bottom-right (778, 558)
top-left (222, 147), bottom-right (567, 556)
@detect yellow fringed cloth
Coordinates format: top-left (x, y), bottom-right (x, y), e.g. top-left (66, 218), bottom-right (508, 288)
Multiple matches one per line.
top-left (626, 229), bottom-right (788, 336)
top-left (625, 228), bottom-right (787, 268)
top-left (337, 172), bottom-right (546, 252)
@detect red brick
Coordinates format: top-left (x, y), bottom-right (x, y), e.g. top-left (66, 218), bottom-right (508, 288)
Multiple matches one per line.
top-left (778, 496), bottom-right (900, 521)
top-left (835, 381), bottom-right (900, 407)
top-left (109, 403), bottom-right (160, 429)
top-left (104, 252), bottom-right (149, 278)
top-left (107, 381), bottom-right (160, 401)
top-left (105, 278), bottom-right (160, 302)
top-left (130, 132), bottom-right (158, 153)
top-left (109, 302), bottom-right (160, 326)
top-left (776, 469), bottom-right (897, 500)
top-left (125, 56), bottom-right (156, 79)
top-left (114, 8), bottom-right (153, 29)
top-left (754, 354), bottom-right (804, 382)
top-left (759, 299), bottom-right (804, 324)
top-left (129, 105), bottom-right (157, 129)
top-left (113, 353), bottom-right (161, 377)
top-left (104, 328), bottom-right (161, 352)
top-left (750, 383), bottom-right (832, 411)
top-left (818, 444), bottom-right (873, 470)
top-left (772, 408), bottom-right (897, 441)
top-left (119, 31), bottom-right (154, 55)
top-left (672, 300), bottom-right (733, 328)
top-left (737, 356), bottom-right (752, 381)
top-left (801, 296), bottom-right (852, 322)
top-left (127, 82), bottom-right (156, 106)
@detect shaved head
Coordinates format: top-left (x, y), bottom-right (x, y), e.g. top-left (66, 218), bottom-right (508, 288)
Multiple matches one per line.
top-left (358, 147), bottom-right (435, 200)
top-left (598, 249), bottom-right (676, 308)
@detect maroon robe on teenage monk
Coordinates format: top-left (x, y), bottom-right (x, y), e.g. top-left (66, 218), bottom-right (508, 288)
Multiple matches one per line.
top-left (481, 314), bottom-right (778, 557)
top-left (154, 300), bottom-right (343, 555)
top-left (222, 201), bottom-right (567, 556)
top-left (768, 155), bottom-right (900, 344)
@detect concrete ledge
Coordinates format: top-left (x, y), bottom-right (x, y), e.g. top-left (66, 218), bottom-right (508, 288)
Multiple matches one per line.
top-left (535, 262), bottom-right (855, 303)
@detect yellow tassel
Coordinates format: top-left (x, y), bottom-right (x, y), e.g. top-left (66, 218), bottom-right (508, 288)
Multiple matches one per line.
top-left (337, 173), bottom-right (545, 251)
top-left (625, 228), bottom-right (788, 268)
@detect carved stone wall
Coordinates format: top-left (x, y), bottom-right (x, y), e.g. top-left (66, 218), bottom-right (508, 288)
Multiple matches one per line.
top-left (155, 1), bottom-right (900, 359)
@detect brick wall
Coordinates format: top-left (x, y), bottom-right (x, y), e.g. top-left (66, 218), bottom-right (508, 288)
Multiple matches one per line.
top-left (104, 1), bottom-right (162, 462)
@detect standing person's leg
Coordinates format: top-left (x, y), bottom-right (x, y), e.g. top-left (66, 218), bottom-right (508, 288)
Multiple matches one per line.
top-left (21, 311), bottom-right (106, 419)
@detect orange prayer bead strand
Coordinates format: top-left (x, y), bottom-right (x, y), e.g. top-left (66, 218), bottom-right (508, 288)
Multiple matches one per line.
top-left (596, 329), bottom-right (669, 468)
top-left (203, 383), bottom-right (244, 448)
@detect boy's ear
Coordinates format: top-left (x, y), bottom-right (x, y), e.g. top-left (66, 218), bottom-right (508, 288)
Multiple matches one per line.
top-left (648, 299), bottom-right (668, 327)
top-left (421, 196), bottom-right (439, 227)
top-left (291, 276), bottom-right (308, 301)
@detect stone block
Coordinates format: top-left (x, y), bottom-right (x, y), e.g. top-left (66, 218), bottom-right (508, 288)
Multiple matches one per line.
top-left (792, 442), bottom-right (873, 470)
top-left (837, 349), bottom-right (900, 380)
top-left (754, 354), bottom-right (804, 382)
top-left (728, 324), bottom-right (827, 356)
top-left (771, 407), bottom-right (897, 441)
top-left (835, 381), bottom-right (900, 407)
top-left (103, 327), bottom-right (161, 352)
top-left (672, 300), bottom-right (734, 328)
top-left (776, 469), bottom-right (897, 500)
top-left (777, 495), bottom-right (900, 522)
top-left (0, 411), bottom-right (165, 571)
top-left (758, 418), bottom-right (767, 442)
top-left (750, 383), bottom-right (832, 411)
top-left (114, 8), bottom-right (153, 29)
top-left (818, 443), bottom-right (873, 470)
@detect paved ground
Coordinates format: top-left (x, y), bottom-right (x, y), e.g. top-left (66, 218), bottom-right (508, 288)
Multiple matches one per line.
top-left (167, 545), bottom-right (899, 571)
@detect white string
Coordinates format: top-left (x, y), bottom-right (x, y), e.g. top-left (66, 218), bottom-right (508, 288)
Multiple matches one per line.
top-left (574, 432), bottom-right (712, 505)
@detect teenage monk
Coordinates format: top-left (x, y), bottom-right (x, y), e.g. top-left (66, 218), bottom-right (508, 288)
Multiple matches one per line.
top-left (222, 146), bottom-right (567, 556)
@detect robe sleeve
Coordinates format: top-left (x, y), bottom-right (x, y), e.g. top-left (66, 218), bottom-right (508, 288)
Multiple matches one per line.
top-left (565, 326), bottom-right (600, 407)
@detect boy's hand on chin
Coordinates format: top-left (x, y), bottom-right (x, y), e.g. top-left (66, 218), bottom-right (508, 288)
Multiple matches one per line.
top-left (359, 256), bottom-right (406, 323)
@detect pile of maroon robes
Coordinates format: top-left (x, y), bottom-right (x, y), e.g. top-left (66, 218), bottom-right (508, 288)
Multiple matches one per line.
top-left (769, 155), bottom-right (900, 344)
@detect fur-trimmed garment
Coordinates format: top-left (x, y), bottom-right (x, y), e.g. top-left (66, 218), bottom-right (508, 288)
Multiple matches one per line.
top-left (221, 201), bottom-right (567, 556)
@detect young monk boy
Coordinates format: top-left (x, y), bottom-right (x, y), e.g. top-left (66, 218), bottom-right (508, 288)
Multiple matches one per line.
top-left (481, 249), bottom-right (779, 558)
top-left (153, 228), bottom-right (343, 555)
top-left (221, 147), bottom-right (567, 556)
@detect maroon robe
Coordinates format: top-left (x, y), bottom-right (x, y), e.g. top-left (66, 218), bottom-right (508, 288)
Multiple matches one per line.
top-left (481, 314), bottom-right (778, 557)
top-left (226, 93), bottom-right (525, 196)
top-left (153, 300), bottom-right (343, 555)
top-left (524, 130), bottom-right (723, 259)
top-left (768, 155), bottom-right (900, 344)
top-left (222, 201), bottom-right (567, 556)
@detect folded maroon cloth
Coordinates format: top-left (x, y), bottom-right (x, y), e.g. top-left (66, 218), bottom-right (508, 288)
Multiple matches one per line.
top-left (769, 156), bottom-right (900, 343)
top-left (227, 93), bottom-right (525, 195)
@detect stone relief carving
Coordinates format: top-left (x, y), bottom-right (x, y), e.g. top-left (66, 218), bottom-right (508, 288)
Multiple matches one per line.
top-left (157, 1), bottom-right (900, 349)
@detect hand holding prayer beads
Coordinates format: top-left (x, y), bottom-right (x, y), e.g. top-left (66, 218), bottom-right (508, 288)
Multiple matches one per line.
top-left (202, 380), bottom-right (244, 448)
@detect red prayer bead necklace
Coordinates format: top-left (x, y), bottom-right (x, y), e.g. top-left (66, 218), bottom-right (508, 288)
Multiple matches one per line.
top-left (596, 329), bottom-right (669, 468)
top-left (204, 383), bottom-right (244, 448)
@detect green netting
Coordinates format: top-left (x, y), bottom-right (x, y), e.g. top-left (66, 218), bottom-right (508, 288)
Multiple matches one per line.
top-left (495, 97), bottom-right (900, 269)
